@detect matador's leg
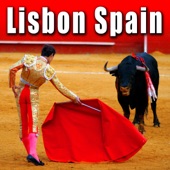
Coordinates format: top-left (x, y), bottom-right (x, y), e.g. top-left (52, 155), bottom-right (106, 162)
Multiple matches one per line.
top-left (16, 85), bottom-right (40, 161)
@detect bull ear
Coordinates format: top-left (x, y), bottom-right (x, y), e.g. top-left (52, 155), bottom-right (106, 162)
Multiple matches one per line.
top-left (136, 65), bottom-right (149, 72)
top-left (104, 61), bottom-right (118, 72)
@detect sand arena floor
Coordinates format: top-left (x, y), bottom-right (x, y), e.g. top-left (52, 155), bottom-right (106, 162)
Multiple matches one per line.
top-left (0, 52), bottom-right (170, 170)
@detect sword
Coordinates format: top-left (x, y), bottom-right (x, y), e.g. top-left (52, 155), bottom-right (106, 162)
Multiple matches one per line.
top-left (81, 103), bottom-right (101, 112)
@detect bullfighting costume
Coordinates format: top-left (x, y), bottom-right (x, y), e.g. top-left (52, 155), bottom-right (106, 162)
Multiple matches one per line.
top-left (9, 54), bottom-right (77, 165)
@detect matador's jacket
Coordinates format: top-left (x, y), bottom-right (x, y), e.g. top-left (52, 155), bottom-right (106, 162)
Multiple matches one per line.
top-left (9, 55), bottom-right (77, 139)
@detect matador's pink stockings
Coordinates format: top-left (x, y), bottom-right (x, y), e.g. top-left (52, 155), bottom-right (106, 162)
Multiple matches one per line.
top-left (22, 133), bottom-right (39, 162)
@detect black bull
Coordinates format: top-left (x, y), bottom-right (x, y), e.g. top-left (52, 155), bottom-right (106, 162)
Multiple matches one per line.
top-left (104, 52), bottom-right (160, 133)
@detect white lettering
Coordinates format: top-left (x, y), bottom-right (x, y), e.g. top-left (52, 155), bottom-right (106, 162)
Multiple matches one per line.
top-left (150, 12), bottom-right (162, 33)
top-left (110, 12), bottom-right (122, 37)
top-left (7, 7), bottom-right (16, 34)
top-left (141, 7), bottom-right (147, 34)
top-left (73, 12), bottom-right (85, 34)
top-left (126, 12), bottom-right (137, 34)
top-left (28, 12), bottom-right (39, 34)
top-left (42, 7), bottom-right (54, 34)
top-left (58, 12), bottom-right (70, 34)
top-left (6, 6), bottom-right (163, 36)
top-left (95, 7), bottom-right (107, 34)
top-left (19, 7), bottom-right (25, 33)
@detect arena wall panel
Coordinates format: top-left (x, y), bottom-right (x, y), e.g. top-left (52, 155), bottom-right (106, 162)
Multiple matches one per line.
top-left (0, 0), bottom-right (169, 53)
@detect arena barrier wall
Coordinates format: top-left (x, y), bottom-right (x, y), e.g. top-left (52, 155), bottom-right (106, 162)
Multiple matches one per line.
top-left (0, 0), bottom-right (170, 54)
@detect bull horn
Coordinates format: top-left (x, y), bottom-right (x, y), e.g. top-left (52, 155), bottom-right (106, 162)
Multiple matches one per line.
top-left (142, 63), bottom-right (150, 72)
top-left (136, 65), bottom-right (149, 72)
top-left (104, 61), bottom-right (118, 72)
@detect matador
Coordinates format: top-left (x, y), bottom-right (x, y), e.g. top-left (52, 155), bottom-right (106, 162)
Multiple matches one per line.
top-left (9, 44), bottom-right (81, 166)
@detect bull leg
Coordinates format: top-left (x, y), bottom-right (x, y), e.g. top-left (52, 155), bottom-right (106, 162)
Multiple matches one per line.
top-left (135, 107), bottom-right (146, 134)
top-left (138, 115), bottom-right (145, 134)
top-left (124, 112), bottom-right (130, 119)
top-left (122, 105), bottom-right (130, 119)
top-left (118, 96), bottom-right (130, 119)
top-left (133, 109), bottom-right (147, 125)
top-left (133, 111), bottom-right (140, 125)
top-left (151, 99), bottom-right (160, 127)
top-left (124, 109), bottom-right (130, 119)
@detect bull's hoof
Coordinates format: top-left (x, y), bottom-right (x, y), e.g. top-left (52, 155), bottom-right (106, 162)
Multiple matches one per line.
top-left (133, 120), bottom-right (146, 126)
top-left (153, 118), bottom-right (160, 127)
top-left (153, 122), bottom-right (160, 127)
top-left (132, 120), bottom-right (140, 125)
top-left (138, 124), bottom-right (146, 134)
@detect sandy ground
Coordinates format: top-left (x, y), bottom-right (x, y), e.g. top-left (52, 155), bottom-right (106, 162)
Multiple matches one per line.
top-left (0, 51), bottom-right (170, 170)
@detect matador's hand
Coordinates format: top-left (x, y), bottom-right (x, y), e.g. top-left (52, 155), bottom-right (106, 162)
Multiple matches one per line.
top-left (73, 97), bottom-right (82, 105)
top-left (12, 85), bottom-right (21, 98)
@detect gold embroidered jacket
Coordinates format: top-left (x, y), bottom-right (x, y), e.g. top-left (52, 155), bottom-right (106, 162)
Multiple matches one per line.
top-left (9, 54), bottom-right (77, 101)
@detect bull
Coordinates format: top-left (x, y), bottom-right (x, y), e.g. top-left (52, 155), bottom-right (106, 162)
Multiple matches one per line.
top-left (104, 52), bottom-right (160, 133)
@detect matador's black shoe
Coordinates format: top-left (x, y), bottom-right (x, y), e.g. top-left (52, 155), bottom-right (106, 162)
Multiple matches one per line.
top-left (26, 154), bottom-right (45, 166)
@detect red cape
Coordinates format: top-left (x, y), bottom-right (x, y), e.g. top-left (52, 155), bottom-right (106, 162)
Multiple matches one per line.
top-left (42, 99), bottom-right (147, 162)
